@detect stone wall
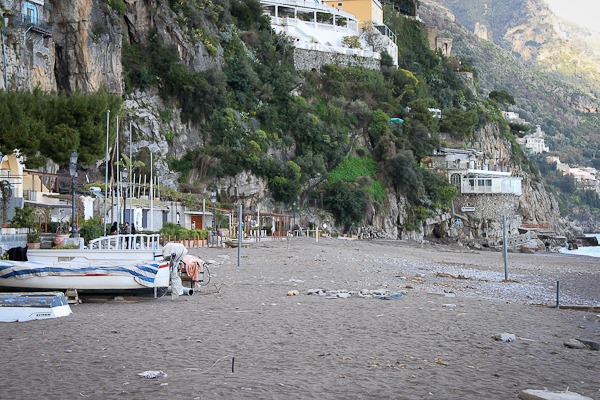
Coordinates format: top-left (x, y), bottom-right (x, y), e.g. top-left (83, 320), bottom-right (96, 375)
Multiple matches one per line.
top-left (454, 193), bottom-right (520, 222)
top-left (292, 48), bottom-right (380, 71)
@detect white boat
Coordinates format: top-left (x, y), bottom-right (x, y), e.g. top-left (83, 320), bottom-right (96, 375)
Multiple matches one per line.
top-left (0, 258), bottom-right (171, 297)
top-left (0, 292), bottom-right (72, 322)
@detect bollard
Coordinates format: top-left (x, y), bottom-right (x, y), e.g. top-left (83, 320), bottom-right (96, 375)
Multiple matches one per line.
top-left (556, 280), bottom-right (560, 309)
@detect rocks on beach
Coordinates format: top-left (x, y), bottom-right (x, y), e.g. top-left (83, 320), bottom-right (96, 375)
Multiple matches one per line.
top-left (307, 288), bottom-right (405, 300)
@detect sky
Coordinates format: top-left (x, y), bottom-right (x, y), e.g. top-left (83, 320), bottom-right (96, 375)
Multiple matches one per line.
top-left (543, 0), bottom-right (600, 31)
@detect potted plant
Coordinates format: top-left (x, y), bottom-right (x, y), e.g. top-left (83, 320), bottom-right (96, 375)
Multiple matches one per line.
top-left (27, 230), bottom-right (41, 249)
top-left (53, 221), bottom-right (71, 247)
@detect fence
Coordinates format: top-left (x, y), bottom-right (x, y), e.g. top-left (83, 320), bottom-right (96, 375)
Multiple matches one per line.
top-left (88, 234), bottom-right (161, 250)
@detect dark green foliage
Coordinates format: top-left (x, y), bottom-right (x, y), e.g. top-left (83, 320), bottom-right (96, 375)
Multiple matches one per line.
top-left (323, 182), bottom-right (368, 230)
top-left (509, 121), bottom-right (530, 137)
top-left (164, 65), bottom-right (227, 124)
top-left (385, 12), bottom-right (437, 74)
top-left (78, 217), bottom-right (105, 244)
top-left (10, 205), bottom-right (35, 229)
top-left (108, 0), bottom-right (127, 16)
top-left (577, 189), bottom-right (600, 208)
top-left (488, 90), bottom-right (515, 107)
top-left (391, 0), bottom-right (420, 16)
top-left (439, 107), bottom-right (479, 140)
top-left (386, 150), bottom-right (422, 203)
top-left (0, 89), bottom-right (121, 167)
top-left (229, 0), bottom-right (265, 31)
top-left (421, 169), bottom-right (457, 209)
top-left (407, 98), bottom-right (438, 133)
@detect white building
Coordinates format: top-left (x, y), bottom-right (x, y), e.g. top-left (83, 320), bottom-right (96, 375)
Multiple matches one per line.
top-left (517, 125), bottom-right (550, 154)
top-left (261, 0), bottom-right (398, 66)
top-left (428, 148), bottom-right (522, 196)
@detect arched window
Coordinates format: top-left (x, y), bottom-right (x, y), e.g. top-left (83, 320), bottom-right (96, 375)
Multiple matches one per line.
top-left (23, 2), bottom-right (38, 25)
top-left (450, 173), bottom-right (461, 188)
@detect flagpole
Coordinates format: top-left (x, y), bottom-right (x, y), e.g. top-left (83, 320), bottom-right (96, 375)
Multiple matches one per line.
top-left (104, 109), bottom-right (110, 236)
top-left (129, 120), bottom-right (133, 226)
top-left (150, 151), bottom-right (154, 231)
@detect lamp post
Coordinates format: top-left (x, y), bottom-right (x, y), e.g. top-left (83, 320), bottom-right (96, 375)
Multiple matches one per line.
top-left (292, 201), bottom-right (296, 231)
top-left (210, 188), bottom-right (217, 236)
top-left (122, 167), bottom-right (128, 223)
top-left (69, 151), bottom-right (78, 238)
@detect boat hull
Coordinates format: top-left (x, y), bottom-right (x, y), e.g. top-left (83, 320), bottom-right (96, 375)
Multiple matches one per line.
top-left (0, 260), bottom-right (171, 297)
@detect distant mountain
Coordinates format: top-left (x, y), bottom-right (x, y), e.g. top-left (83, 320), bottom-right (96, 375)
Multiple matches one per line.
top-left (428, 0), bottom-right (600, 97)
top-left (420, 0), bottom-right (600, 165)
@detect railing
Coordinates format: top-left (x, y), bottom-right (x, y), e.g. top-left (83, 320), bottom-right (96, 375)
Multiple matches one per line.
top-left (375, 24), bottom-right (397, 44)
top-left (273, 15), bottom-right (359, 36)
top-left (262, 0), bottom-right (358, 19)
top-left (6, 14), bottom-right (52, 36)
top-left (0, 233), bottom-right (27, 252)
top-left (88, 234), bottom-right (161, 250)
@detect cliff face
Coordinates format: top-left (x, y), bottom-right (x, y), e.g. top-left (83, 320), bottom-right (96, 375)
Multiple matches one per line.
top-left (471, 123), bottom-right (562, 231)
top-left (1, 0), bottom-right (222, 93)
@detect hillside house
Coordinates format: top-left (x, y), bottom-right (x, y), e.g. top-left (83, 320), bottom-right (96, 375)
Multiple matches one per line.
top-left (546, 156), bottom-right (600, 192)
top-left (262, 0), bottom-right (398, 68)
top-left (323, 0), bottom-right (398, 64)
top-left (517, 125), bottom-right (550, 154)
top-left (1, 0), bottom-right (53, 92)
top-left (426, 148), bottom-right (522, 196)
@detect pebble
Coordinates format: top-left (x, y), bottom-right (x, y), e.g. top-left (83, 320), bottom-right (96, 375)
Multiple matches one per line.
top-left (493, 333), bottom-right (516, 342)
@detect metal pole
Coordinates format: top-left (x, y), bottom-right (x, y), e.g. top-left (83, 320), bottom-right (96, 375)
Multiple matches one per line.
top-left (1, 28), bottom-right (8, 92)
top-left (503, 213), bottom-right (508, 280)
top-left (129, 120), bottom-right (133, 225)
top-left (116, 117), bottom-right (120, 224)
top-left (150, 151), bottom-right (153, 231)
top-left (237, 204), bottom-right (242, 267)
top-left (104, 110), bottom-right (109, 236)
top-left (71, 173), bottom-right (76, 237)
top-left (556, 281), bottom-right (560, 309)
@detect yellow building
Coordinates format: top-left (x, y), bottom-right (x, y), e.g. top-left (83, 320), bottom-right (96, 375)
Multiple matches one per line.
top-left (322, 0), bottom-right (384, 27)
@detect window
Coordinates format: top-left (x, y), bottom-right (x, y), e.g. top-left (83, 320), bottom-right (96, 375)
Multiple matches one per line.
top-left (450, 174), bottom-right (461, 187)
top-left (23, 2), bottom-right (38, 25)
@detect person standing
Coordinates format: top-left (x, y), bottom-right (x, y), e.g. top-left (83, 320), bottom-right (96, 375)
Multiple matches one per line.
top-left (124, 222), bottom-right (131, 248)
top-left (110, 221), bottom-right (118, 235)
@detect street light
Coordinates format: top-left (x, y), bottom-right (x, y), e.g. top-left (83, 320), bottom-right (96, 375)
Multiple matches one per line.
top-left (122, 167), bottom-right (128, 223)
top-left (292, 201), bottom-right (296, 231)
top-left (69, 150), bottom-right (78, 238)
top-left (210, 188), bottom-right (217, 236)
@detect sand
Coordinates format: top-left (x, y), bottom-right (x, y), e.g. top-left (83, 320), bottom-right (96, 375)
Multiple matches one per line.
top-left (0, 238), bottom-right (598, 399)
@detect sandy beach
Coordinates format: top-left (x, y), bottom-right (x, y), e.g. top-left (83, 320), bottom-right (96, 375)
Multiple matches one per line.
top-left (1, 238), bottom-right (598, 399)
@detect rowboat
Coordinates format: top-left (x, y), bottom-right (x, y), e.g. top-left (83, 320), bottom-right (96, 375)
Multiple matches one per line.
top-left (0, 258), bottom-right (171, 297)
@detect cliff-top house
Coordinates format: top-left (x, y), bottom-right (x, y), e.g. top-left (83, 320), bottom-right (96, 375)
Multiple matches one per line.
top-left (261, 0), bottom-right (398, 70)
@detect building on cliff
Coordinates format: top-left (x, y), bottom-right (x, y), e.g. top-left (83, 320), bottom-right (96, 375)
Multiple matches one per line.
top-left (262, 0), bottom-right (398, 70)
top-left (546, 156), bottom-right (600, 192)
top-left (426, 148), bottom-right (522, 196)
top-left (516, 125), bottom-right (550, 155)
top-left (426, 27), bottom-right (452, 56)
top-left (1, 0), bottom-right (53, 92)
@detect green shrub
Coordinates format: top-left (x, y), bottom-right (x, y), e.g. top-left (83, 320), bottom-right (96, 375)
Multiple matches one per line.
top-left (108, 0), bottom-right (127, 16)
top-left (79, 217), bottom-right (105, 244)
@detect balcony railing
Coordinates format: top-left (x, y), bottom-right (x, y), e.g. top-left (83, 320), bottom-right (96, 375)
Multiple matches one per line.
top-left (6, 14), bottom-right (52, 36)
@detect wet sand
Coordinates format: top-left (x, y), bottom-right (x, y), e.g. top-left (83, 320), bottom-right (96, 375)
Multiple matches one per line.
top-left (1, 238), bottom-right (598, 399)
